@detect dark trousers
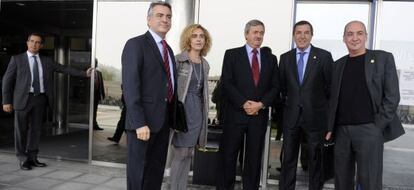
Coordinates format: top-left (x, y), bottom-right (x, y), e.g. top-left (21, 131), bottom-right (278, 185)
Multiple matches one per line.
top-left (93, 97), bottom-right (99, 128)
top-left (279, 125), bottom-right (322, 190)
top-left (279, 135), bottom-right (308, 171)
top-left (14, 94), bottom-right (46, 161)
top-left (112, 106), bottom-right (126, 141)
top-left (216, 117), bottom-right (267, 190)
top-left (126, 110), bottom-right (171, 190)
top-left (334, 123), bottom-right (383, 190)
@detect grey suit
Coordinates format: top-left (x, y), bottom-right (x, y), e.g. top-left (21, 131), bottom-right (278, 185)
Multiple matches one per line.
top-left (2, 52), bottom-right (86, 161)
top-left (327, 49), bottom-right (404, 190)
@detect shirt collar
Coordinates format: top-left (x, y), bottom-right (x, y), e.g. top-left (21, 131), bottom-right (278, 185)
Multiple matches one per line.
top-left (27, 51), bottom-right (39, 58)
top-left (148, 29), bottom-right (164, 44)
top-left (245, 44), bottom-right (260, 55)
top-left (296, 45), bottom-right (311, 55)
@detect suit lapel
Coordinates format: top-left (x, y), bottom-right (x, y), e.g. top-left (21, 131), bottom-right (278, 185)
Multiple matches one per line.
top-left (364, 50), bottom-right (377, 112)
top-left (40, 56), bottom-right (48, 87)
top-left (167, 46), bottom-right (177, 81)
top-left (241, 46), bottom-right (256, 87)
top-left (144, 31), bottom-right (165, 72)
top-left (336, 56), bottom-right (348, 99)
top-left (259, 50), bottom-right (268, 87)
top-left (21, 53), bottom-right (31, 75)
top-left (288, 50), bottom-right (300, 86)
top-left (364, 50), bottom-right (374, 90)
top-left (302, 47), bottom-right (317, 85)
top-left (21, 53), bottom-right (32, 88)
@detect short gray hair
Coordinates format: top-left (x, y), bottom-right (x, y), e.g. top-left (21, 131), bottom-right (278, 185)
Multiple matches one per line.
top-left (343, 20), bottom-right (367, 36)
top-left (244, 19), bottom-right (265, 35)
top-left (147, 1), bottom-right (172, 17)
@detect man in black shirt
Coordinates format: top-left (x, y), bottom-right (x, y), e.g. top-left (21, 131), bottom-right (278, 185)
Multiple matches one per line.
top-left (325, 21), bottom-right (404, 190)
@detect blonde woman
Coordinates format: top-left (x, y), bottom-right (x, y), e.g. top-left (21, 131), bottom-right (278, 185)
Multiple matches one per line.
top-left (170, 24), bottom-right (212, 190)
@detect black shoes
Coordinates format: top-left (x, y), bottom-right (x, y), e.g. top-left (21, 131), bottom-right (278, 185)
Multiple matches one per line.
top-left (20, 159), bottom-right (47, 170)
top-left (93, 126), bottom-right (104, 130)
top-left (29, 159), bottom-right (47, 167)
top-left (20, 160), bottom-right (32, 170)
top-left (107, 137), bottom-right (119, 144)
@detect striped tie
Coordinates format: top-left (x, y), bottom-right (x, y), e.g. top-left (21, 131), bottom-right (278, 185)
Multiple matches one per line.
top-left (162, 40), bottom-right (173, 102)
top-left (251, 48), bottom-right (260, 86)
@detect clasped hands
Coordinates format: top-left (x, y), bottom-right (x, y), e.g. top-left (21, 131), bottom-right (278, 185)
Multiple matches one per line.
top-left (136, 126), bottom-right (150, 141)
top-left (243, 100), bottom-right (263, 116)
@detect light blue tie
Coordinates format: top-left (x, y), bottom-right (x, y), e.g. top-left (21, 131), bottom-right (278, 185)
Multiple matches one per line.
top-left (297, 52), bottom-right (306, 85)
top-left (32, 56), bottom-right (41, 95)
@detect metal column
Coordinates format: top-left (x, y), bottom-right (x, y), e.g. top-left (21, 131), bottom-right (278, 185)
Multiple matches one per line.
top-left (260, 108), bottom-right (272, 189)
top-left (54, 36), bottom-right (69, 135)
top-left (165, 0), bottom-right (196, 52)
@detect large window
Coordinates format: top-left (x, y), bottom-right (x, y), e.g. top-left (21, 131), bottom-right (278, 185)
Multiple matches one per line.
top-left (92, 1), bottom-right (151, 164)
top-left (296, 2), bottom-right (371, 59)
top-left (377, 1), bottom-right (414, 124)
top-left (199, 0), bottom-right (294, 76)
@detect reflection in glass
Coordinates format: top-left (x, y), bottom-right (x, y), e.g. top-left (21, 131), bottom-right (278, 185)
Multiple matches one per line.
top-left (0, 1), bottom-right (93, 161)
top-left (92, 1), bottom-right (150, 163)
top-left (379, 2), bottom-right (414, 125)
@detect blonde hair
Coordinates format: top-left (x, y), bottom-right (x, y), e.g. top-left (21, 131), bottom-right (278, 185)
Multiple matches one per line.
top-left (179, 24), bottom-right (212, 57)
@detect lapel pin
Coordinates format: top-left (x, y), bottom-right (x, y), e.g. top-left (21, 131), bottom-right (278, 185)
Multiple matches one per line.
top-left (313, 56), bottom-right (317, 59)
top-left (370, 59), bottom-right (375, 64)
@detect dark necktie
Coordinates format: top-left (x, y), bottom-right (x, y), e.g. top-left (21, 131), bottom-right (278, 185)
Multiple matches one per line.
top-left (162, 40), bottom-right (173, 102)
top-left (32, 55), bottom-right (41, 95)
top-left (297, 52), bottom-right (306, 85)
top-left (251, 49), bottom-right (259, 86)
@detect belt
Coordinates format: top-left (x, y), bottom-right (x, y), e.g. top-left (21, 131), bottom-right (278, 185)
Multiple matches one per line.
top-left (29, 93), bottom-right (46, 96)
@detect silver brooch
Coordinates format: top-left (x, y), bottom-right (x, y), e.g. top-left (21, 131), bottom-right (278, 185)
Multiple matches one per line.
top-left (370, 59), bottom-right (375, 64)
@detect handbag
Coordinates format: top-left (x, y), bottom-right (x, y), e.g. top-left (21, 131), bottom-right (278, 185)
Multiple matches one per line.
top-left (174, 100), bottom-right (188, 133)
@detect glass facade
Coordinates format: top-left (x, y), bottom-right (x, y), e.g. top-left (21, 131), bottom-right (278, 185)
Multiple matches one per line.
top-left (296, 2), bottom-right (371, 60)
top-left (378, 1), bottom-right (414, 125)
top-left (0, 1), bottom-right (413, 187)
top-left (92, 1), bottom-right (151, 164)
top-left (0, 0), bottom-right (93, 161)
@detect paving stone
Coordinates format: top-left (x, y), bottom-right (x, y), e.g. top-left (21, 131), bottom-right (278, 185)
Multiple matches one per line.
top-left (0, 174), bottom-right (31, 185)
top-left (15, 167), bottom-right (55, 177)
top-left (89, 186), bottom-right (114, 190)
top-left (43, 170), bottom-right (83, 180)
top-left (51, 182), bottom-right (92, 190)
top-left (72, 173), bottom-right (112, 184)
top-left (102, 177), bottom-right (126, 189)
top-left (2, 187), bottom-right (31, 190)
top-left (0, 163), bottom-right (20, 173)
top-left (0, 154), bottom-right (18, 163)
top-left (16, 177), bottom-right (62, 190)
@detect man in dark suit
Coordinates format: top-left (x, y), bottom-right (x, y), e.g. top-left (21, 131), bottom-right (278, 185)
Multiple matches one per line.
top-left (92, 59), bottom-right (105, 130)
top-left (325, 21), bottom-right (404, 190)
top-left (121, 2), bottom-right (176, 190)
top-left (2, 33), bottom-right (92, 170)
top-left (216, 19), bottom-right (279, 190)
top-left (279, 21), bottom-right (333, 190)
